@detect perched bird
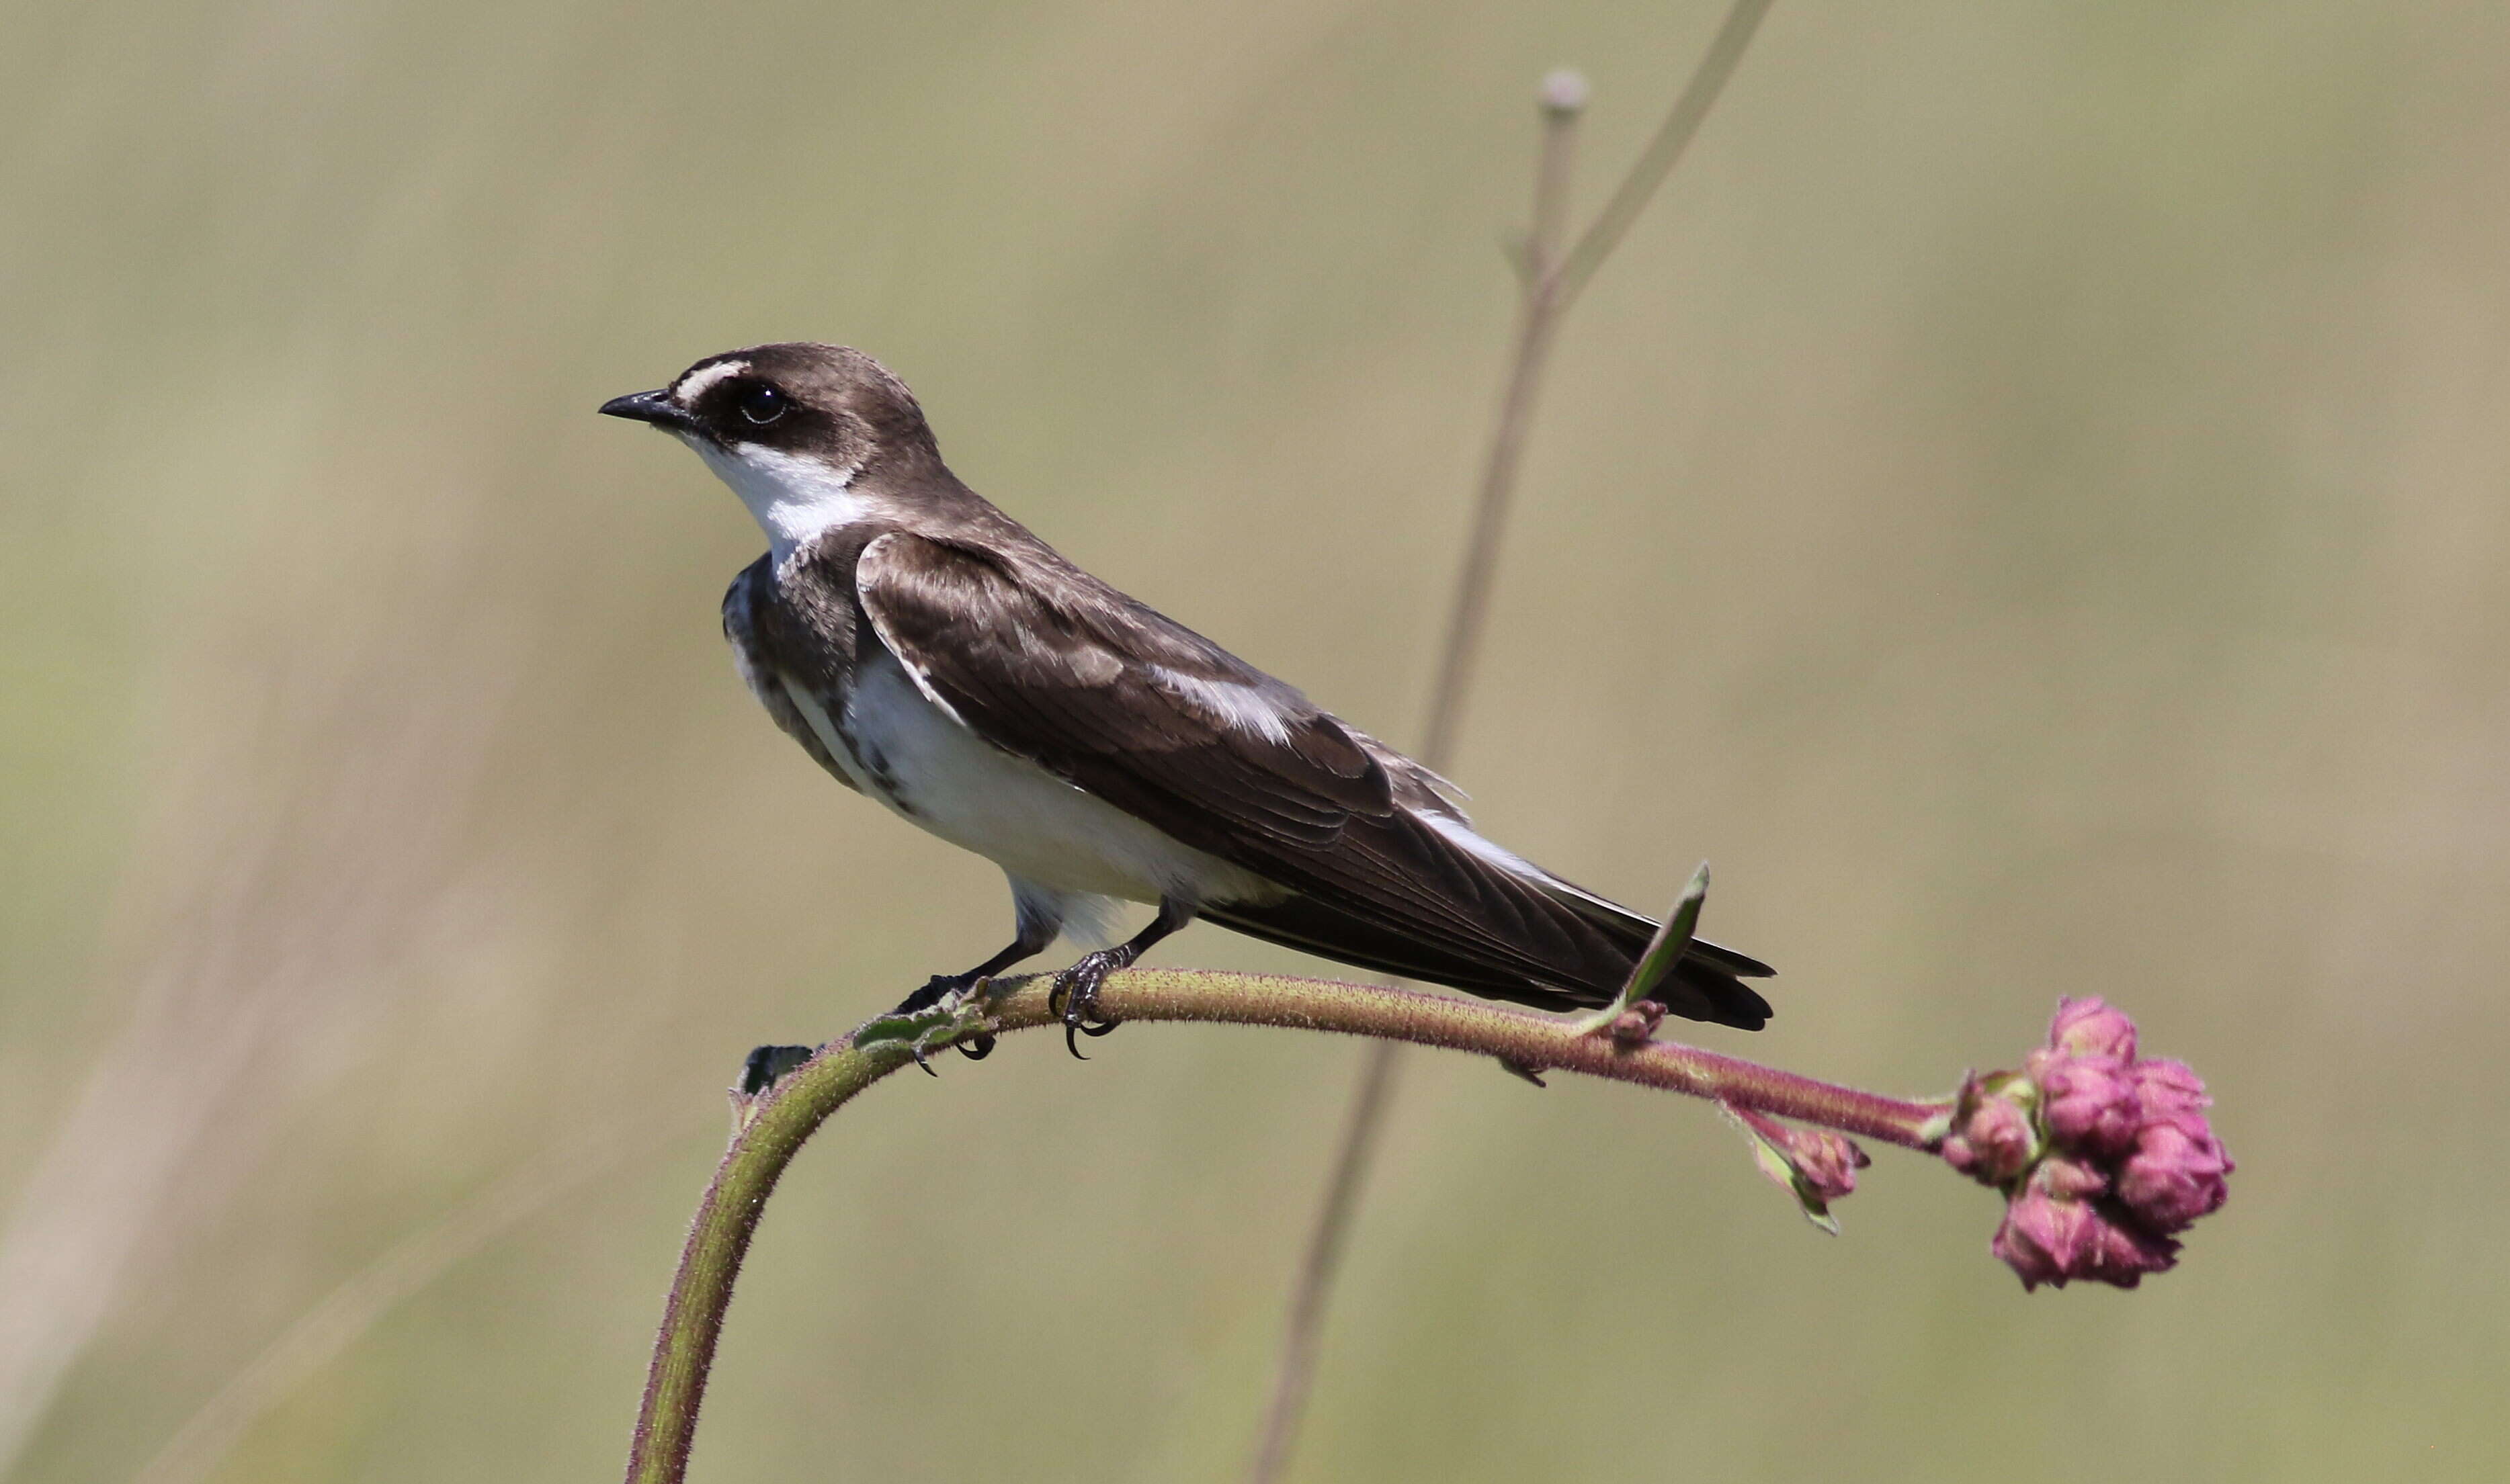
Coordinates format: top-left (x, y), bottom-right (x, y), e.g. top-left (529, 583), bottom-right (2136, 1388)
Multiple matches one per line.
top-left (601, 343), bottom-right (1772, 1053)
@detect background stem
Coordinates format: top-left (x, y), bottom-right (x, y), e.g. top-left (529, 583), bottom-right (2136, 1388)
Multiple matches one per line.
top-left (1412, 81), bottom-right (1583, 773)
top-left (1243, 1037), bottom-right (1400, 1484)
top-left (1243, 74), bottom-right (1587, 1484)
top-left (1250, 8), bottom-right (1777, 1477)
top-left (1554, 0), bottom-right (1777, 310)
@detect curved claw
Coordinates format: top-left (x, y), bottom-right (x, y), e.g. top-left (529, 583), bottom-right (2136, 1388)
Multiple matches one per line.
top-left (1060, 1002), bottom-right (1118, 1057)
top-left (911, 1042), bottom-right (939, 1077)
top-left (1051, 949), bottom-right (1133, 1059)
top-left (957, 1032), bottom-right (995, 1061)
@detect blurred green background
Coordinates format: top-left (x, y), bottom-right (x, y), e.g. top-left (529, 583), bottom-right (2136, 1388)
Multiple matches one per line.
top-left (4, 1), bottom-right (2505, 1479)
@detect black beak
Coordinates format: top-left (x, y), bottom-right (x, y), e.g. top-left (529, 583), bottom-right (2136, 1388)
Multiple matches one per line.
top-left (598, 388), bottom-right (696, 431)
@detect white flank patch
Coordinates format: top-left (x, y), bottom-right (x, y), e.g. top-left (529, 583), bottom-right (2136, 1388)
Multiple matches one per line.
top-left (1150, 666), bottom-right (1296, 743)
top-left (788, 652), bottom-right (1288, 910)
top-left (672, 359), bottom-right (749, 402)
top-left (692, 441), bottom-right (871, 563)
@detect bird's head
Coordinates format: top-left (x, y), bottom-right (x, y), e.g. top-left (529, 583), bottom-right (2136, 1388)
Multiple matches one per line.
top-left (601, 343), bottom-right (939, 555)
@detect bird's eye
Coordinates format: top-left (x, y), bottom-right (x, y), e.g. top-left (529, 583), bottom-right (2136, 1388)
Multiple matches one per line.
top-left (737, 383), bottom-right (788, 425)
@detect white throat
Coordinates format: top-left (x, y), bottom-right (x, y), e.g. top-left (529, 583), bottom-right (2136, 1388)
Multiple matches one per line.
top-left (688, 437), bottom-right (872, 564)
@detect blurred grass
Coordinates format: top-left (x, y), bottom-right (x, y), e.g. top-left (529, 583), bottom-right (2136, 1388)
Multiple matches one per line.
top-left (3, 0), bottom-right (2507, 1479)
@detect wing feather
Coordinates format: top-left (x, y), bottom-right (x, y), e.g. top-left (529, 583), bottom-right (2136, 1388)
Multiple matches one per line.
top-left (853, 531), bottom-right (1772, 1023)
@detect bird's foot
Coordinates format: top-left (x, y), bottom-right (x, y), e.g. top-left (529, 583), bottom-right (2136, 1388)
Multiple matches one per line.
top-left (864, 975), bottom-right (1003, 1075)
top-left (1048, 949), bottom-right (1132, 1059)
top-left (892, 971), bottom-right (980, 1018)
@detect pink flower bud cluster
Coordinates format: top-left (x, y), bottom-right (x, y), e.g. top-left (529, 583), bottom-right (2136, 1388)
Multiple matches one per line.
top-left (1940, 998), bottom-right (2231, 1291)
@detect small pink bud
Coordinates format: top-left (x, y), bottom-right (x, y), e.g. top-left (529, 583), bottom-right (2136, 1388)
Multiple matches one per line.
top-left (2081, 1205), bottom-right (2180, 1287)
top-left (1991, 1186), bottom-right (2100, 1291)
top-left (1939, 1134), bottom-right (1978, 1175)
top-left (2041, 1055), bottom-right (2141, 1157)
top-left (2049, 996), bottom-right (2138, 1061)
top-left (2116, 1120), bottom-right (2232, 1233)
top-left (2132, 1057), bottom-right (2210, 1120)
top-left (2032, 1154), bottom-right (2109, 1200)
top-left (1789, 1127), bottom-right (1872, 1204)
top-left (1607, 999), bottom-right (1666, 1046)
top-left (1993, 1187), bottom-right (2180, 1291)
top-left (1728, 1104), bottom-right (1870, 1208)
top-left (1957, 1094), bottom-right (2039, 1183)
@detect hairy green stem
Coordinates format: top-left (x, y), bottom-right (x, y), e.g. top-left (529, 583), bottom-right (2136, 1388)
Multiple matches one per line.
top-left (623, 967), bottom-right (1944, 1484)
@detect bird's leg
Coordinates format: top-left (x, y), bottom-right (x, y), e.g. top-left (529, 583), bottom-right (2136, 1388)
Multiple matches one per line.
top-left (1050, 898), bottom-right (1194, 1059)
top-left (889, 906), bottom-right (1062, 1070)
top-left (890, 920), bottom-right (1058, 1017)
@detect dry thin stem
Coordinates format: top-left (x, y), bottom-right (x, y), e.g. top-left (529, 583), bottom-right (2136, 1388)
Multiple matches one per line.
top-left (623, 968), bottom-right (1947, 1484)
top-left (1413, 84), bottom-right (1584, 773)
top-left (1244, 81), bottom-right (1589, 1484)
top-left (1243, 1037), bottom-right (1401, 1484)
top-left (1250, 7), bottom-right (1777, 1476)
top-left (1554, 0), bottom-right (1775, 310)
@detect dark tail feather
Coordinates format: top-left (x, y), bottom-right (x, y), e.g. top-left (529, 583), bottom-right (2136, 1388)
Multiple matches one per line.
top-left (1681, 936), bottom-right (1777, 981)
top-left (1202, 896), bottom-right (1592, 1013)
top-left (1550, 887), bottom-right (1775, 1031)
top-left (1204, 889), bottom-right (1774, 1031)
top-left (1664, 951), bottom-right (1775, 1031)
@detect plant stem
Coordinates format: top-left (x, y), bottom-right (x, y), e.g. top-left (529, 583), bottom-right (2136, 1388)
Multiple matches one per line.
top-left (625, 1047), bottom-right (898, 1484)
top-left (624, 967), bottom-right (1945, 1484)
top-left (1554, 0), bottom-right (1777, 311)
top-left (1245, 71), bottom-right (1593, 1484)
top-left (1243, 1037), bottom-right (1400, 1484)
top-left (1414, 78), bottom-right (1584, 773)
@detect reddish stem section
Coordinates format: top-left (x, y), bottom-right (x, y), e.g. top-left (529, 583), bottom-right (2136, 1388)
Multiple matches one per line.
top-left (1103, 968), bottom-right (1943, 1148)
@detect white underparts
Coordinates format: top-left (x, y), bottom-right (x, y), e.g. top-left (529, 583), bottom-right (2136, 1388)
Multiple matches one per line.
top-left (779, 652), bottom-right (1288, 913)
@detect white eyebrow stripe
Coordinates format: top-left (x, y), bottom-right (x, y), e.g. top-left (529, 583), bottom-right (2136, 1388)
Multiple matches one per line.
top-left (674, 359), bottom-right (750, 402)
top-left (1151, 668), bottom-right (1296, 744)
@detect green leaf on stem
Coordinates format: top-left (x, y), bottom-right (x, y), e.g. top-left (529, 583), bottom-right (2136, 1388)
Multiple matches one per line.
top-left (850, 1003), bottom-right (955, 1055)
top-left (849, 987), bottom-right (1003, 1074)
top-left (1574, 861), bottom-right (1709, 1037)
